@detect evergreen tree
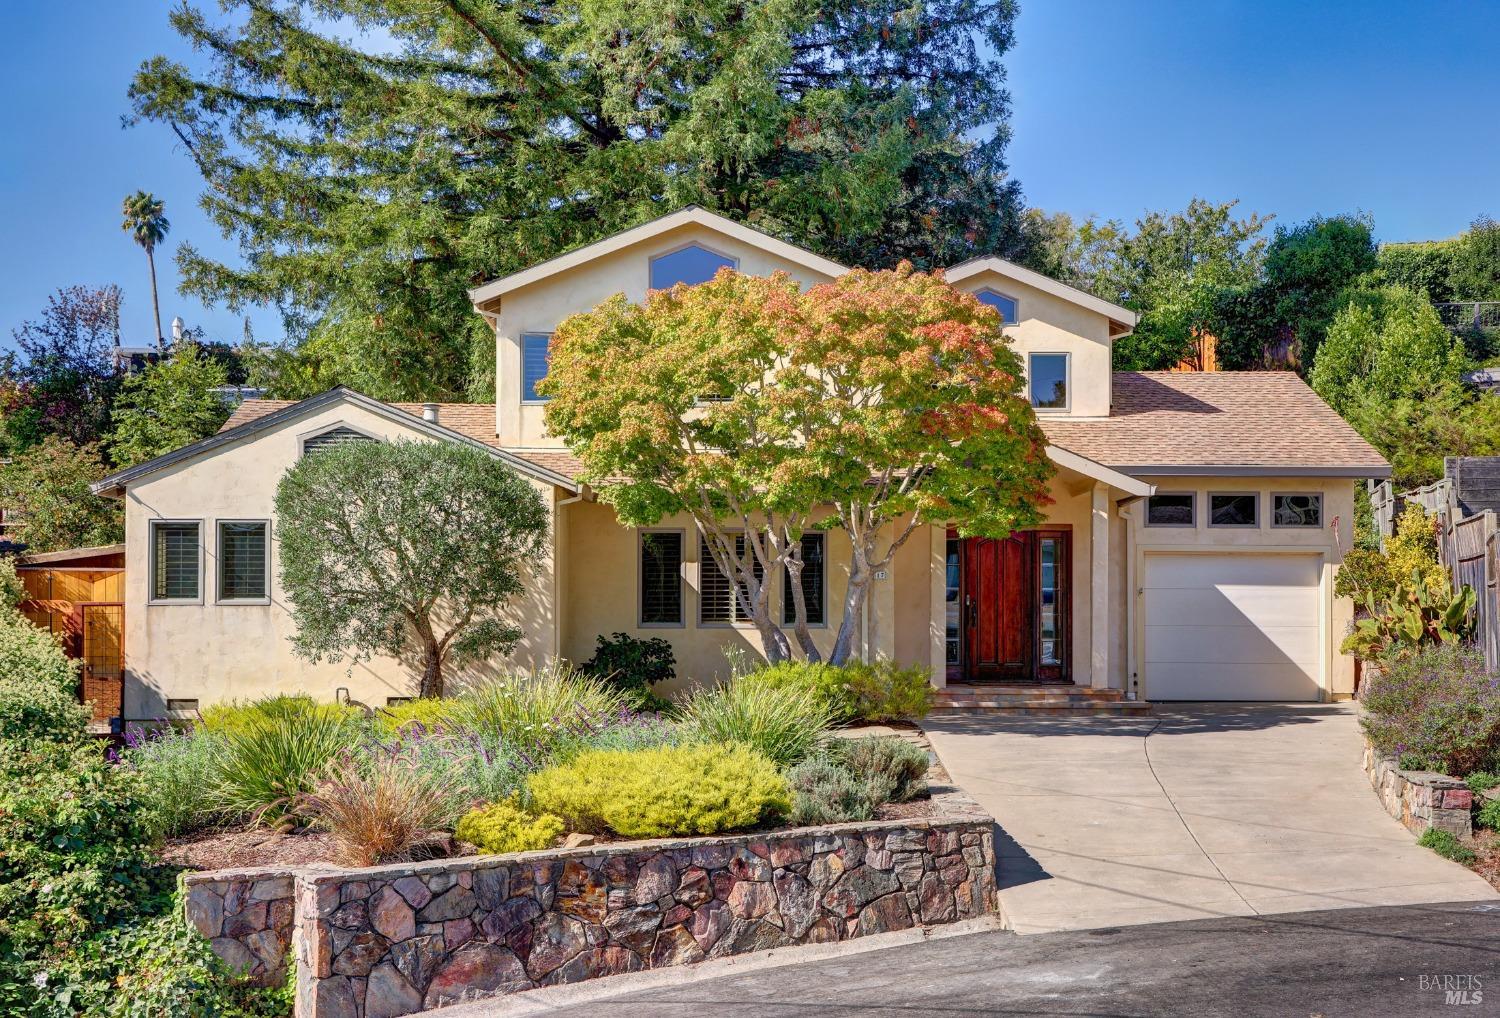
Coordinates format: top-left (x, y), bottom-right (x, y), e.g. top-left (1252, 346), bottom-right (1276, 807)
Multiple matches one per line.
top-left (106, 343), bottom-right (232, 468)
top-left (129, 0), bottom-right (1028, 401)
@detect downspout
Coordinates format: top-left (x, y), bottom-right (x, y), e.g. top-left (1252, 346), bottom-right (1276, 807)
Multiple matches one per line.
top-left (1116, 493), bottom-right (1147, 701)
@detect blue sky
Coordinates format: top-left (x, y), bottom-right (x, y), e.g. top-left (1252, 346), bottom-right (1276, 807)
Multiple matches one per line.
top-left (2, 1), bottom-right (1497, 350)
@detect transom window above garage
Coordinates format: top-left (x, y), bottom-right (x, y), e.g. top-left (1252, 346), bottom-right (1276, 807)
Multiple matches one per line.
top-left (1209, 493), bottom-right (1259, 527)
top-left (1145, 492), bottom-right (1195, 527)
top-left (1273, 493), bottom-right (1323, 527)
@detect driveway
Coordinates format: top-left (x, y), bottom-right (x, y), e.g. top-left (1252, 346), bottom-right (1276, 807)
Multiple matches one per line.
top-left (923, 703), bottom-right (1499, 934)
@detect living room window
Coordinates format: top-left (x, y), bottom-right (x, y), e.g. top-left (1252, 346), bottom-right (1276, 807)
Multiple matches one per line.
top-left (639, 531), bottom-right (683, 626)
top-left (700, 533), bottom-right (763, 625)
top-left (1209, 493), bottom-right (1259, 528)
top-left (650, 244), bottom-right (737, 290)
top-left (781, 532), bottom-right (826, 626)
top-left (1273, 493), bottom-right (1323, 528)
top-left (1028, 353), bottom-right (1069, 410)
top-left (151, 520), bottom-right (201, 602)
top-left (1145, 493), bottom-right (1196, 527)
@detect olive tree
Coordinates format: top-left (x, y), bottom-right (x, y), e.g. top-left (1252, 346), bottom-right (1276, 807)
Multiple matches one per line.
top-left (274, 439), bottom-right (549, 697)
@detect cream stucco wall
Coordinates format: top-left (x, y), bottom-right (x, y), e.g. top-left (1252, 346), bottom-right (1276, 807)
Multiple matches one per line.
top-left (120, 402), bottom-right (560, 720)
top-left (947, 269), bottom-right (1115, 419)
top-left (495, 223), bottom-right (840, 448)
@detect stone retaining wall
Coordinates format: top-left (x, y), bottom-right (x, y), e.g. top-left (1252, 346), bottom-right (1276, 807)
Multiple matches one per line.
top-left (181, 794), bottom-right (997, 1017)
top-left (182, 867), bottom-right (300, 986)
top-left (1361, 739), bottom-right (1473, 837)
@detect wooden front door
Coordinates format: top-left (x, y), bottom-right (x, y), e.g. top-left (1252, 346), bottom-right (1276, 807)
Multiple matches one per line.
top-left (958, 529), bottom-right (1071, 683)
top-left (963, 533), bottom-right (1034, 681)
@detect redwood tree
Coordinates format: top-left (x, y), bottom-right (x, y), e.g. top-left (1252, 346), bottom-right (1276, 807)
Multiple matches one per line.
top-left (541, 264), bottom-right (1052, 665)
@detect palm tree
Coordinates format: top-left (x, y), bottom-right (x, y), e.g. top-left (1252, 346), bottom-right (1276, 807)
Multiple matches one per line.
top-left (121, 191), bottom-right (170, 348)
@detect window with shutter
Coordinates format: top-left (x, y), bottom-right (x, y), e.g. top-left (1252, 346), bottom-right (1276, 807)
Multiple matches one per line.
top-left (639, 531), bottom-right (683, 626)
top-left (218, 521), bottom-right (269, 601)
top-left (781, 533), bottom-right (826, 625)
top-left (522, 333), bottom-right (551, 401)
top-left (700, 534), bottom-right (763, 625)
top-left (151, 521), bottom-right (200, 601)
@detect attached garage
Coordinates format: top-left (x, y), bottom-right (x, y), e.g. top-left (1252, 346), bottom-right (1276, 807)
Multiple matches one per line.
top-left (1141, 552), bottom-right (1324, 701)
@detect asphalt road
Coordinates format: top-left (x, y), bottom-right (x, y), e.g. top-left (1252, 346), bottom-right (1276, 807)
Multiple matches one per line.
top-left (451, 901), bottom-right (1500, 1017)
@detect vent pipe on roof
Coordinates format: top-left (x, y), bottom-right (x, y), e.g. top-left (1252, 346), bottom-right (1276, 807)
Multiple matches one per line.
top-left (423, 403), bottom-right (439, 424)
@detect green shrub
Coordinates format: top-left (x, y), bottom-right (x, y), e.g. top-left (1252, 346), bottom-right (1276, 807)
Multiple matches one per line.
top-left (1417, 826), bottom-right (1477, 864)
top-left (1360, 644), bottom-right (1500, 775)
top-left (123, 723), bottom-right (227, 838)
top-left (0, 609), bottom-right (78, 694)
top-left (528, 743), bottom-right (790, 838)
top-left (843, 661), bottom-right (934, 722)
top-left (374, 697), bottom-right (457, 735)
top-left (1466, 771), bottom-right (1500, 795)
top-left (200, 693), bottom-right (360, 736)
top-left (786, 756), bottom-right (875, 826)
top-left (443, 665), bottom-right (630, 760)
top-left (676, 678), bottom-right (831, 766)
top-left (209, 697), bottom-right (366, 823)
top-left (579, 632), bottom-right (676, 709)
top-left (1476, 797), bottom-right (1500, 832)
top-left (832, 735), bottom-right (930, 803)
top-left (743, 661), bottom-right (856, 722)
top-left (0, 674), bottom-right (90, 748)
top-left (455, 798), bottom-right (566, 854)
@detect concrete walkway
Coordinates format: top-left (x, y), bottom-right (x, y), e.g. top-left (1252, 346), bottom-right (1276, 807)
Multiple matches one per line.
top-left (923, 703), bottom-right (1499, 934)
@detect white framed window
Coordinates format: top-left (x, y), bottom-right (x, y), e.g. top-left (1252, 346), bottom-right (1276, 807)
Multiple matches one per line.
top-left (639, 530), bottom-right (684, 627)
top-left (521, 333), bottom-right (552, 402)
top-left (1208, 492), bottom-right (1260, 528)
top-left (1028, 352), bottom-right (1069, 411)
top-left (150, 520), bottom-right (202, 603)
top-left (1273, 493), bottom-right (1323, 528)
top-left (700, 533), bottom-right (763, 626)
top-left (1145, 493), bottom-right (1196, 528)
top-left (299, 423), bottom-right (380, 456)
top-left (217, 520), bottom-right (271, 603)
top-left (650, 243), bottom-right (737, 290)
top-left (975, 288), bottom-right (1020, 326)
top-left (781, 532), bottom-right (827, 627)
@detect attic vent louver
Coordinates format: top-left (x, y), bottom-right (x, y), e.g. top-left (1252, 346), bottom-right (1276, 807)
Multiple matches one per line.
top-left (302, 426), bottom-right (378, 454)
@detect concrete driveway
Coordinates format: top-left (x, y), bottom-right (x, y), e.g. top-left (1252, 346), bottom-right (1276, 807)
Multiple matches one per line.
top-left (923, 703), bottom-right (1499, 934)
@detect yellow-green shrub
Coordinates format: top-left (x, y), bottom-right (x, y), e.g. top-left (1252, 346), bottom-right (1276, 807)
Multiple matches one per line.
top-left (528, 743), bottom-right (790, 838)
top-left (375, 697), bottom-right (457, 735)
top-left (454, 798), bottom-right (565, 854)
top-left (200, 694), bottom-right (361, 737)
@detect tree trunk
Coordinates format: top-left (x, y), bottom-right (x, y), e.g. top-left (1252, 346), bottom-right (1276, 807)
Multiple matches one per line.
top-left (419, 638), bottom-right (444, 698)
top-left (785, 556), bottom-right (822, 661)
top-left (829, 563), bottom-right (871, 666)
top-left (147, 246), bottom-right (164, 349)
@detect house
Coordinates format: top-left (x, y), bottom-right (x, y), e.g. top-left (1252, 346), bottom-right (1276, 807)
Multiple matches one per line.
top-left (92, 207), bottom-right (1389, 720)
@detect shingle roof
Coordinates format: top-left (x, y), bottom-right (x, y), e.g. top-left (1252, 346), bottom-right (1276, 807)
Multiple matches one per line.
top-left (220, 371), bottom-right (1387, 485)
top-left (1039, 371), bottom-right (1389, 475)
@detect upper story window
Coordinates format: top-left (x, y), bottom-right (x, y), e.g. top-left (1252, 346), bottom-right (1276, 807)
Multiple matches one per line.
top-left (650, 244), bottom-right (737, 290)
top-left (522, 333), bottom-right (551, 402)
top-left (975, 289), bottom-right (1020, 326)
top-left (1028, 353), bottom-right (1069, 411)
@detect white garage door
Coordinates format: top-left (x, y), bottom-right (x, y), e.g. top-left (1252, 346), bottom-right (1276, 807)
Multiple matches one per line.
top-left (1142, 553), bottom-right (1322, 701)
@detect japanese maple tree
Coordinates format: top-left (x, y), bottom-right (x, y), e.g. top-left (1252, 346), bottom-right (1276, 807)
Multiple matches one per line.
top-left (541, 264), bottom-right (1052, 665)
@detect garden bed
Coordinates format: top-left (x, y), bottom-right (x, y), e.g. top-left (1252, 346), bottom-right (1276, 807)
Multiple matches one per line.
top-left (178, 784), bottom-right (995, 1017)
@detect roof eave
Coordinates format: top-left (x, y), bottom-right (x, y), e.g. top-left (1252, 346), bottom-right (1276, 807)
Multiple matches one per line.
top-left (1114, 463), bottom-right (1393, 479)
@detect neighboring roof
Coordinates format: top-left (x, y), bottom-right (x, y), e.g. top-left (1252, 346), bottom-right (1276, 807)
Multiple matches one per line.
top-left (1040, 372), bottom-right (1391, 477)
top-left (468, 206), bottom-right (850, 308)
top-left (15, 544), bottom-right (126, 567)
top-left (943, 256), bottom-right (1139, 335)
top-left (91, 388), bottom-right (581, 497)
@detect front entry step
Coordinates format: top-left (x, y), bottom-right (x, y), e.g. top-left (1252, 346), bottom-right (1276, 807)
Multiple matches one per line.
top-left (933, 683), bottom-right (1152, 715)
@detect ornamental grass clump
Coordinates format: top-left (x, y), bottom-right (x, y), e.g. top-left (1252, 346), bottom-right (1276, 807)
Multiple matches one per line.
top-left (298, 751), bottom-right (459, 867)
top-left (676, 678), bottom-right (832, 766)
top-left (742, 661), bottom-right (857, 723)
top-left (528, 743), bottom-right (789, 838)
top-left (208, 696), bottom-right (367, 824)
top-left (442, 665), bottom-right (630, 760)
top-left (1360, 644), bottom-right (1500, 775)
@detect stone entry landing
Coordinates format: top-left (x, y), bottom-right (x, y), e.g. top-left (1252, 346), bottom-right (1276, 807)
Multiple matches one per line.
top-left (933, 683), bottom-right (1151, 715)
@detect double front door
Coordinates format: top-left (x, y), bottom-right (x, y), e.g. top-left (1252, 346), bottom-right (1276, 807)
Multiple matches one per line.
top-left (955, 529), bottom-right (1070, 683)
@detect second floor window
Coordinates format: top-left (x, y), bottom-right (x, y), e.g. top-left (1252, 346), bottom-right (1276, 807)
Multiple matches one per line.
top-left (975, 288), bottom-right (1020, 326)
top-left (522, 333), bottom-right (551, 402)
top-left (1029, 353), bottom-right (1068, 410)
top-left (650, 244), bottom-right (736, 290)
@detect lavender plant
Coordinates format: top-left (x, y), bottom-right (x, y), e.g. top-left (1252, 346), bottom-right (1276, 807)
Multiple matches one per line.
top-left (1360, 644), bottom-right (1500, 774)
